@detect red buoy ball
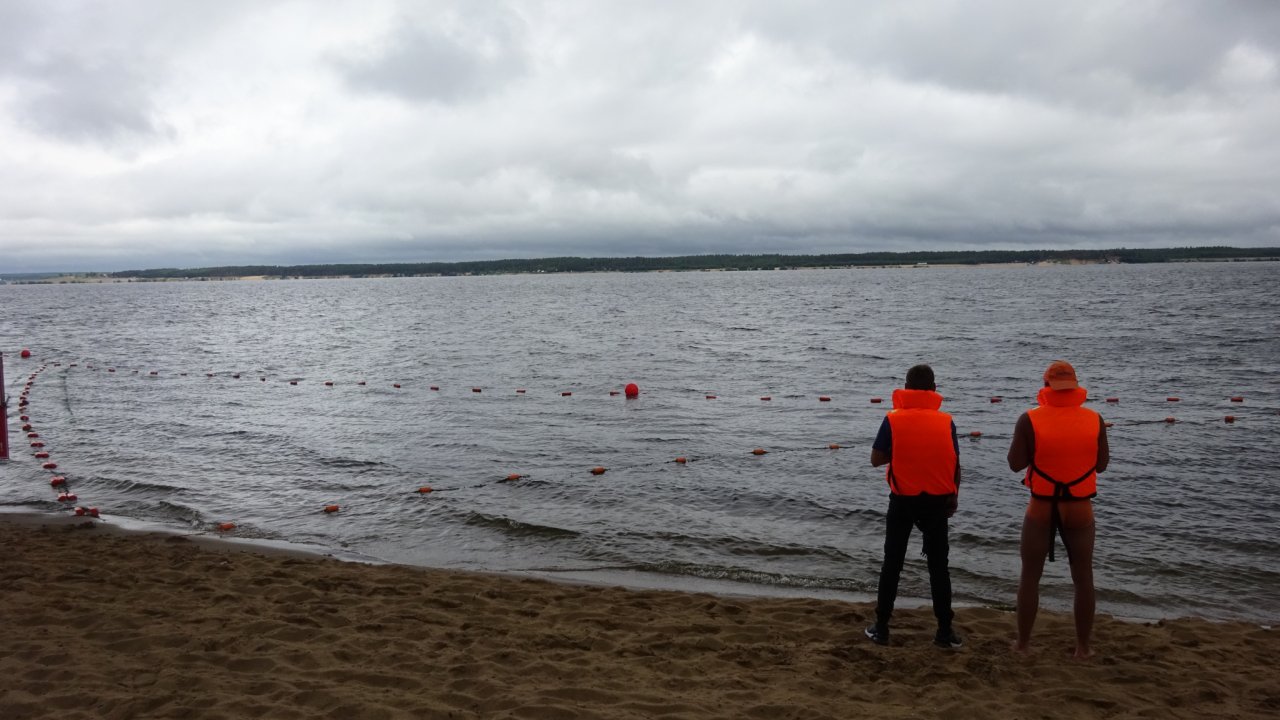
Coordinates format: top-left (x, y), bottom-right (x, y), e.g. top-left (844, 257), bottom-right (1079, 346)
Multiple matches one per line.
top-left (624, 382), bottom-right (640, 399)
top-left (20, 349), bottom-right (31, 358)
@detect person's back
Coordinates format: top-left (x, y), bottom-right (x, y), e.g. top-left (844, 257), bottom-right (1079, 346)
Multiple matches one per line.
top-left (865, 363), bottom-right (962, 648)
top-left (1008, 360), bottom-right (1109, 658)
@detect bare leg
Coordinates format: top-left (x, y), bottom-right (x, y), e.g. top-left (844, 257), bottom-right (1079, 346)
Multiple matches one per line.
top-left (1014, 514), bottom-right (1049, 653)
top-left (1062, 522), bottom-right (1096, 659)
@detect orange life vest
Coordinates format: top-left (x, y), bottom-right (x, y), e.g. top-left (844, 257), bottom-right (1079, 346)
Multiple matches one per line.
top-left (885, 389), bottom-right (958, 496)
top-left (1024, 387), bottom-right (1099, 499)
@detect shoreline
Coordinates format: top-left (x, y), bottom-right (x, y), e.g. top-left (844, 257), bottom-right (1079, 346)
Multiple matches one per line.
top-left (2, 515), bottom-right (1276, 719)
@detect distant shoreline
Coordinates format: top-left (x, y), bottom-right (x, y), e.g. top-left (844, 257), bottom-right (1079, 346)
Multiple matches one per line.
top-left (5, 246), bottom-right (1278, 284)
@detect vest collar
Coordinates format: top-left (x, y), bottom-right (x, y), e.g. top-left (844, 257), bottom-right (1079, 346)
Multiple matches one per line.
top-left (892, 388), bottom-right (943, 411)
top-left (1036, 386), bottom-right (1089, 408)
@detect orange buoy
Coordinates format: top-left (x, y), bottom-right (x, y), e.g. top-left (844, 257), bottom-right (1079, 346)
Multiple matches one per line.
top-left (87, 508), bottom-right (99, 518)
top-left (290, 380), bottom-right (298, 385)
top-left (760, 396), bottom-right (772, 401)
top-left (218, 522), bottom-right (236, 531)
top-left (818, 396), bottom-right (831, 402)
top-left (19, 414), bottom-right (29, 422)
top-left (232, 373), bottom-right (240, 379)
top-left (357, 381), bottom-right (366, 386)
top-left (27, 432), bottom-right (39, 438)
top-left (49, 476), bottom-right (66, 487)
top-left (431, 385), bottom-right (439, 391)
top-left (1164, 417), bottom-right (1176, 424)
top-left (74, 507), bottom-right (86, 516)
top-left (504, 473), bottom-right (524, 482)
top-left (324, 381), bottom-right (333, 386)
top-left (751, 448), bottom-right (768, 455)
top-left (990, 397), bottom-right (1002, 403)
top-left (870, 397), bottom-right (883, 404)
top-left (20, 349), bottom-right (31, 358)
top-left (43, 462), bottom-right (57, 469)
top-left (1105, 397), bottom-right (1119, 403)
top-left (149, 371), bottom-right (158, 375)
top-left (57, 493), bottom-right (76, 502)
top-left (472, 387), bottom-right (481, 393)
top-left (34, 451), bottom-right (49, 459)
top-left (562, 391), bottom-right (573, 397)
top-left (517, 389), bottom-right (527, 394)
top-left (969, 431), bottom-right (982, 438)
top-left (1230, 396), bottom-right (1244, 402)
top-left (1167, 397), bottom-right (1180, 402)
top-left (590, 466), bottom-right (607, 475)
top-left (828, 443), bottom-right (841, 450)
top-left (393, 383), bottom-right (401, 389)
top-left (706, 395), bottom-right (716, 400)
top-left (323, 505), bottom-right (340, 513)
top-left (674, 457), bottom-right (687, 464)
top-left (417, 486), bottom-right (434, 493)
top-left (625, 382), bottom-right (640, 399)
top-left (1224, 416), bottom-right (1236, 423)
top-left (22, 423), bottom-right (32, 431)
top-left (259, 377), bottom-right (266, 382)
top-left (30, 441), bottom-right (44, 448)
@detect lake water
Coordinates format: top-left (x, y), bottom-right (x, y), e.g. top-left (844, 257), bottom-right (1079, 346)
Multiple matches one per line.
top-left (2, 262), bottom-right (1278, 623)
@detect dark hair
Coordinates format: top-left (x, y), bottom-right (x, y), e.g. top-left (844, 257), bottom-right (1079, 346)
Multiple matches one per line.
top-left (905, 364), bottom-right (936, 391)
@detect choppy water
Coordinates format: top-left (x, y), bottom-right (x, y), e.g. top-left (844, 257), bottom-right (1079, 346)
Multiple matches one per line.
top-left (2, 262), bottom-right (1278, 623)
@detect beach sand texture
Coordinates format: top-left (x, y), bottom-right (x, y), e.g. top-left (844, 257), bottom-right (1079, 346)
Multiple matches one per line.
top-left (1, 519), bottom-right (1275, 720)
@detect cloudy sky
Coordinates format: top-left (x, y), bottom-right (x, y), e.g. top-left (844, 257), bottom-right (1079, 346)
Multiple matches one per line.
top-left (1, 1), bottom-right (1278, 272)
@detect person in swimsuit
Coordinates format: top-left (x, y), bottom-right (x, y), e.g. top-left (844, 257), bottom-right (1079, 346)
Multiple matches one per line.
top-left (1007, 360), bottom-right (1109, 658)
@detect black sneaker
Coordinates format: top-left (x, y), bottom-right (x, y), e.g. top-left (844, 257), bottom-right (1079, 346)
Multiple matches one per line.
top-left (864, 624), bottom-right (889, 646)
top-left (933, 628), bottom-right (964, 649)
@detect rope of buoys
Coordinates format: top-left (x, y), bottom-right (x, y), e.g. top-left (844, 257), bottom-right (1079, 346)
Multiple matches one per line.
top-left (590, 466), bottom-right (607, 475)
top-left (323, 504), bottom-right (341, 513)
top-left (751, 448), bottom-right (768, 455)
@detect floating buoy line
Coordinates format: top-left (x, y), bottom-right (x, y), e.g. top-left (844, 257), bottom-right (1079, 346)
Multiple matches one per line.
top-left (5, 351), bottom-right (1270, 536)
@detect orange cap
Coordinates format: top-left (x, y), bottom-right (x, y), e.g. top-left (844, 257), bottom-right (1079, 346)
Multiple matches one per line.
top-left (1043, 360), bottom-right (1079, 390)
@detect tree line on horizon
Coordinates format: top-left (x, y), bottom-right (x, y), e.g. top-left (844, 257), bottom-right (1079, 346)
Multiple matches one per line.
top-left (105, 246), bottom-right (1279, 280)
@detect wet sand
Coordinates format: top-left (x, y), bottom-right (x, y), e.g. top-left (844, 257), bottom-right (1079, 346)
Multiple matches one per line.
top-left (1, 516), bottom-right (1275, 719)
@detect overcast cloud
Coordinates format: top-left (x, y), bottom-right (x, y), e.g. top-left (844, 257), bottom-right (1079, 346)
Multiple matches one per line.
top-left (1, 0), bottom-right (1277, 272)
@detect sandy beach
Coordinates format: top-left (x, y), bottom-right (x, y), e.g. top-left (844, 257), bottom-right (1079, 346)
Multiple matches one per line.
top-left (0, 516), bottom-right (1274, 720)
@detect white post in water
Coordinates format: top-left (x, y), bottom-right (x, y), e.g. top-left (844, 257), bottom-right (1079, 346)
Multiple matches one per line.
top-left (0, 353), bottom-right (9, 461)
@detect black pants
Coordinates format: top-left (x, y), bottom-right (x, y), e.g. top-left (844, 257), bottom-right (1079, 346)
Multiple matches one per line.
top-left (874, 493), bottom-right (954, 630)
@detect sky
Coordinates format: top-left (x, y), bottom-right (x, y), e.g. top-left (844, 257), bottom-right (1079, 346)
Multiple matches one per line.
top-left (1, 0), bottom-right (1278, 273)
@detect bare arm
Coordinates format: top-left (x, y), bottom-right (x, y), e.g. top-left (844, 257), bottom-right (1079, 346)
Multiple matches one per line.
top-left (1008, 412), bottom-right (1033, 472)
